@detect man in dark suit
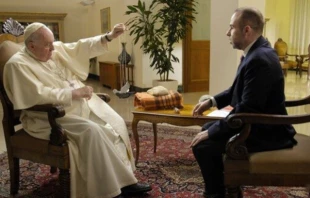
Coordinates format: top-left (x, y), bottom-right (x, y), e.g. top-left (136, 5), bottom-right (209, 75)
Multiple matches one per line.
top-left (190, 7), bottom-right (297, 198)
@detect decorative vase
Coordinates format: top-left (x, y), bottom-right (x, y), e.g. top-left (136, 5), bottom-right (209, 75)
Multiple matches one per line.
top-left (118, 42), bottom-right (131, 65)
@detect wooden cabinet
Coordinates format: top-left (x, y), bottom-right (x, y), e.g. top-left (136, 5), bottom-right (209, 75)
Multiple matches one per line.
top-left (99, 61), bottom-right (120, 90)
top-left (99, 61), bottom-right (134, 90)
top-left (0, 12), bottom-right (67, 41)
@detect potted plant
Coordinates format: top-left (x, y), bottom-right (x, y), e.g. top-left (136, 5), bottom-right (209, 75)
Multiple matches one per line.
top-left (125, 0), bottom-right (197, 90)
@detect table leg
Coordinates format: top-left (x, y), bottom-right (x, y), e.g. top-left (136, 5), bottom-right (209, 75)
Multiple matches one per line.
top-left (132, 118), bottom-right (140, 165)
top-left (296, 56), bottom-right (304, 78)
top-left (152, 123), bottom-right (157, 153)
top-left (296, 61), bottom-right (301, 77)
top-left (299, 62), bottom-right (302, 77)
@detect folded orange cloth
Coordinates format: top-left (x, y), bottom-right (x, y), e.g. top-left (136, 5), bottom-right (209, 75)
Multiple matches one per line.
top-left (134, 90), bottom-right (183, 110)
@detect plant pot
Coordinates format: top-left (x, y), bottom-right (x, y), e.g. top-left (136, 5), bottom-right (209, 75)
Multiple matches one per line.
top-left (152, 79), bottom-right (178, 91)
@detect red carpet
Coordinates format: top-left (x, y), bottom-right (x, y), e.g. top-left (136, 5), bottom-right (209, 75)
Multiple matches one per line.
top-left (0, 123), bottom-right (308, 197)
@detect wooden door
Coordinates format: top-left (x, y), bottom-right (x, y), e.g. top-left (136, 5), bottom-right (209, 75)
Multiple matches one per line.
top-left (182, 0), bottom-right (210, 92)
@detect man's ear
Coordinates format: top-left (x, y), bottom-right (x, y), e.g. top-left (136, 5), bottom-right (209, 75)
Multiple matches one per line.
top-left (27, 42), bottom-right (35, 51)
top-left (243, 25), bottom-right (251, 34)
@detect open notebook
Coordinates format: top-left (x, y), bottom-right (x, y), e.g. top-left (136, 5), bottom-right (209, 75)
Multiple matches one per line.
top-left (207, 106), bottom-right (233, 118)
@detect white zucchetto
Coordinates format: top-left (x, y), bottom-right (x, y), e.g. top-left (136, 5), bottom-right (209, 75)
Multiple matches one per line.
top-left (24, 22), bottom-right (45, 40)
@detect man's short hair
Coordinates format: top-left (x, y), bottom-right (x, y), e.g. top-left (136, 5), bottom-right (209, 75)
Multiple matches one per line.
top-left (235, 7), bottom-right (264, 35)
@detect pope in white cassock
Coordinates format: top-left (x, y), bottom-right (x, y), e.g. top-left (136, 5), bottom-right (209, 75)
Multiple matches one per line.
top-left (3, 22), bottom-right (151, 198)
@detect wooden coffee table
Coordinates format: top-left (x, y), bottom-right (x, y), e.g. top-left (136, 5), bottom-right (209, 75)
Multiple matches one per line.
top-left (131, 104), bottom-right (221, 164)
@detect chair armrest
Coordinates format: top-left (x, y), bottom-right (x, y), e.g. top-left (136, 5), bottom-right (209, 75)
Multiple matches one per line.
top-left (299, 54), bottom-right (309, 59)
top-left (96, 93), bottom-right (111, 103)
top-left (26, 104), bottom-right (67, 146)
top-left (278, 55), bottom-right (287, 61)
top-left (227, 113), bottom-right (310, 126)
top-left (27, 104), bottom-right (64, 114)
top-left (296, 54), bottom-right (308, 63)
top-left (226, 112), bottom-right (310, 160)
top-left (285, 95), bottom-right (310, 107)
top-left (286, 53), bottom-right (298, 58)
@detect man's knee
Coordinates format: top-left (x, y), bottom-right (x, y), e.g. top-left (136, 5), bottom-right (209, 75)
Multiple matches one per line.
top-left (192, 140), bottom-right (210, 157)
top-left (192, 139), bottom-right (226, 157)
top-left (202, 121), bottom-right (216, 131)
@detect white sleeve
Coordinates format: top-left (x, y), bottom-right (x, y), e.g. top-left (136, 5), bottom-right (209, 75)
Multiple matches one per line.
top-left (198, 94), bottom-right (217, 107)
top-left (4, 62), bottom-right (72, 110)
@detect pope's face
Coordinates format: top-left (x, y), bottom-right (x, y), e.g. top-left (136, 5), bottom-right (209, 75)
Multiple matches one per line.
top-left (29, 28), bottom-right (55, 62)
top-left (226, 12), bottom-right (245, 50)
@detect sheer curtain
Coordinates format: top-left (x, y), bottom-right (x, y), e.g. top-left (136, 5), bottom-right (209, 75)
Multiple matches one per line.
top-left (289, 0), bottom-right (310, 54)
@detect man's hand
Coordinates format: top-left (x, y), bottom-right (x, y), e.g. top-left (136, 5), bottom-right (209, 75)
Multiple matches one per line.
top-left (72, 86), bottom-right (93, 100)
top-left (190, 130), bottom-right (209, 147)
top-left (108, 23), bottom-right (126, 39)
top-left (192, 99), bottom-right (212, 117)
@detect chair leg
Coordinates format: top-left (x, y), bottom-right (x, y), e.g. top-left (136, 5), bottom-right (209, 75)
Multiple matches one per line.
top-left (226, 186), bottom-right (242, 198)
top-left (59, 169), bottom-right (70, 198)
top-left (9, 157), bottom-right (19, 195)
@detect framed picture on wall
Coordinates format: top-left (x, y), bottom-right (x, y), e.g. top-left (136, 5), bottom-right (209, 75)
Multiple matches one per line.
top-left (100, 7), bottom-right (111, 33)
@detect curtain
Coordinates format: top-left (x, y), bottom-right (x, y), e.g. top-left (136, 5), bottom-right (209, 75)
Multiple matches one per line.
top-left (289, 0), bottom-right (310, 54)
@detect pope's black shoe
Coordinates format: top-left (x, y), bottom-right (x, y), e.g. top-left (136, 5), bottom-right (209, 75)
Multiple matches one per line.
top-left (121, 183), bottom-right (152, 195)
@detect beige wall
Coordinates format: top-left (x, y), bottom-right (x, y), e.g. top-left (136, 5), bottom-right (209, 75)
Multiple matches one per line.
top-left (0, 0), bottom-right (184, 88)
top-left (0, 0), bottom-right (90, 42)
top-left (0, 0), bottom-right (291, 92)
top-left (210, 0), bottom-right (266, 95)
top-left (87, 0), bottom-right (184, 88)
top-left (193, 0), bottom-right (211, 40)
top-left (86, 0), bottom-right (130, 75)
top-left (265, 0), bottom-right (292, 48)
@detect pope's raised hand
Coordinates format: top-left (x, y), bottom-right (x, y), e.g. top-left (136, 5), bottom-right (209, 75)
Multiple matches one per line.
top-left (109, 23), bottom-right (126, 39)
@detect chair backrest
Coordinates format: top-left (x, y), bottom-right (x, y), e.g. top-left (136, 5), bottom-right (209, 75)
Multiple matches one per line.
top-left (274, 38), bottom-right (288, 57)
top-left (0, 19), bottom-right (25, 140)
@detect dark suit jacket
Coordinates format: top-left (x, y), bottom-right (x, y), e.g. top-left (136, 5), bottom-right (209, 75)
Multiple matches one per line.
top-left (207, 36), bottom-right (297, 152)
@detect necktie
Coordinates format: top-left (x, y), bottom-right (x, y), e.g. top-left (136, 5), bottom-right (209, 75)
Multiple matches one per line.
top-left (237, 55), bottom-right (245, 74)
top-left (240, 55), bottom-right (245, 64)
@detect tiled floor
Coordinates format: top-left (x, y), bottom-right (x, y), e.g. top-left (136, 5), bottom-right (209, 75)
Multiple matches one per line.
top-left (0, 70), bottom-right (310, 153)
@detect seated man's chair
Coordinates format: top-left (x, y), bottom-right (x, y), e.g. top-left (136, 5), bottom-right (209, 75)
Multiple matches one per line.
top-left (0, 18), bottom-right (109, 197)
top-left (224, 97), bottom-right (310, 197)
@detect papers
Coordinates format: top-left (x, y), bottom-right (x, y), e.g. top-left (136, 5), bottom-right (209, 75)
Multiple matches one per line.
top-left (207, 110), bottom-right (230, 117)
top-left (207, 106), bottom-right (233, 118)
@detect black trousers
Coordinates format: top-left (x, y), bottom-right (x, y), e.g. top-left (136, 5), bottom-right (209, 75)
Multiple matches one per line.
top-left (192, 122), bottom-right (230, 196)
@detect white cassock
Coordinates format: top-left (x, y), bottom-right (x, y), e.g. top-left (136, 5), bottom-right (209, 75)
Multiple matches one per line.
top-left (3, 36), bottom-right (137, 198)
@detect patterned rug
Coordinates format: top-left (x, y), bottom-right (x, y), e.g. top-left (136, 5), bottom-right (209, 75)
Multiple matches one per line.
top-left (0, 123), bottom-right (309, 198)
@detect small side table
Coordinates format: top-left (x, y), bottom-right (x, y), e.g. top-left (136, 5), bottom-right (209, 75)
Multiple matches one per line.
top-left (131, 104), bottom-right (221, 164)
